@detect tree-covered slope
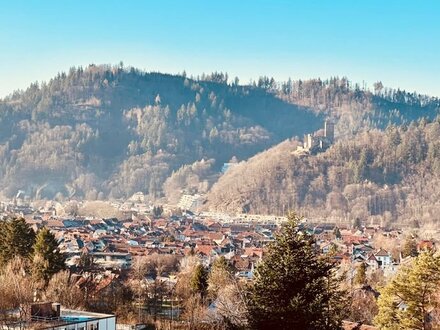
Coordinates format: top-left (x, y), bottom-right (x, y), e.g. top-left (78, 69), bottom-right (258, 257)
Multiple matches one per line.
top-left (0, 64), bottom-right (438, 201)
top-left (0, 65), bottom-right (320, 199)
top-left (205, 118), bottom-right (440, 226)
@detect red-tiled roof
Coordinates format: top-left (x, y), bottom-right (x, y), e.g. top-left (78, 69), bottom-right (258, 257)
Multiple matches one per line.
top-left (243, 247), bottom-right (264, 258)
top-left (45, 220), bottom-right (64, 228)
top-left (418, 240), bottom-right (435, 250)
top-left (196, 245), bottom-right (215, 256)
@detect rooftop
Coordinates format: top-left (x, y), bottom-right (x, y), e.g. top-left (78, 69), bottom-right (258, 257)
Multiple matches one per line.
top-left (2, 303), bottom-right (115, 330)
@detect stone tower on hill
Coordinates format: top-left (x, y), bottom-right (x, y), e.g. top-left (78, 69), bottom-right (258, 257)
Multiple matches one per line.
top-left (324, 120), bottom-right (335, 144)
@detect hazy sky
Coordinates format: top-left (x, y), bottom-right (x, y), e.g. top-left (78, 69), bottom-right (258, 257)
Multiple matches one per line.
top-left (1, 0), bottom-right (439, 97)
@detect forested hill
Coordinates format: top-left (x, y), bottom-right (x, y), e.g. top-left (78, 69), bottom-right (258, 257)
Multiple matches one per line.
top-left (205, 118), bottom-right (440, 226)
top-left (0, 64), bottom-right (438, 201)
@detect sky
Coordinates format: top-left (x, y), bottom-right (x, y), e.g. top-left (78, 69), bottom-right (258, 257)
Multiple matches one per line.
top-left (0, 0), bottom-right (439, 97)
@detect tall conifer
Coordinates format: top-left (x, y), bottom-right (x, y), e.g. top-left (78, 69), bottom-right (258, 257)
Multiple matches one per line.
top-left (32, 227), bottom-right (65, 282)
top-left (247, 212), bottom-right (347, 330)
top-left (0, 218), bottom-right (35, 266)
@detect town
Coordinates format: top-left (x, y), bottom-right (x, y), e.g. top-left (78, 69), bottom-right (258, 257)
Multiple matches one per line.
top-left (1, 1), bottom-right (439, 329)
top-left (1, 192), bottom-right (437, 329)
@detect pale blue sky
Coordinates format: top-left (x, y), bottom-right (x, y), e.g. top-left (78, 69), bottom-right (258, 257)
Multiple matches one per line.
top-left (1, 0), bottom-right (439, 97)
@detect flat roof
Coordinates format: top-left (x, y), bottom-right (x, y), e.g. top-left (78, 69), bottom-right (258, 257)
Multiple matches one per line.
top-left (31, 309), bottom-right (115, 330)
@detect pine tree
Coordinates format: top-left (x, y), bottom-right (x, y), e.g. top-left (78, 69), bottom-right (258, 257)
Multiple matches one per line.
top-left (0, 217), bottom-right (35, 266)
top-left (32, 227), bottom-right (65, 282)
top-left (247, 212), bottom-right (347, 330)
top-left (374, 251), bottom-right (440, 330)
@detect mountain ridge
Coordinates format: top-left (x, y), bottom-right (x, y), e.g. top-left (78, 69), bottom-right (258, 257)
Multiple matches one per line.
top-left (0, 64), bottom-right (438, 205)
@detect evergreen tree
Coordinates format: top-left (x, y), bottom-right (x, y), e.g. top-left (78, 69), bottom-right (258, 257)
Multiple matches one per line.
top-left (246, 212), bottom-right (347, 330)
top-left (152, 205), bottom-right (163, 218)
top-left (0, 218), bottom-right (35, 266)
top-left (402, 236), bottom-right (418, 258)
top-left (354, 262), bottom-right (367, 286)
top-left (374, 251), bottom-right (440, 330)
top-left (190, 264), bottom-right (208, 299)
top-left (353, 217), bottom-right (362, 230)
top-left (32, 227), bottom-right (65, 282)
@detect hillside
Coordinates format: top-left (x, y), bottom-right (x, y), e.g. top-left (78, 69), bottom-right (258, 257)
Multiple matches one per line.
top-left (0, 64), bottom-right (438, 201)
top-left (205, 118), bottom-right (440, 227)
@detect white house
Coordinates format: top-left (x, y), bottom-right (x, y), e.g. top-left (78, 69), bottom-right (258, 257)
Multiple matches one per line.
top-left (374, 248), bottom-right (393, 269)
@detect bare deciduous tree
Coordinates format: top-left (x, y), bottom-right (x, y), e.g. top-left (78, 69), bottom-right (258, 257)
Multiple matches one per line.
top-left (0, 257), bottom-right (42, 329)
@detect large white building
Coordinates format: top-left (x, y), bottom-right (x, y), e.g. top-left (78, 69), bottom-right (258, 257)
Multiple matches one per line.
top-left (177, 194), bottom-right (205, 212)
